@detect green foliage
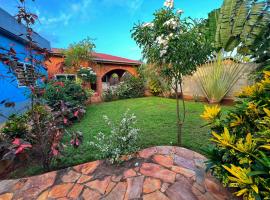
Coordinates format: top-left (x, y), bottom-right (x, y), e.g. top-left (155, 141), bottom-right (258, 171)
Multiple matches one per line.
top-left (63, 37), bottom-right (95, 69)
top-left (149, 79), bottom-right (164, 96)
top-left (202, 71), bottom-right (270, 199)
top-left (77, 67), bottom-right (97, 84)
top-left (1, 114), bottom-right (28, 140)
top-left (116, 76), bottom-right (145, 99)
top-left (139, 64), bottom-right (170, 96)
top-left (205, 0), bottom-right (270, 67)
top-left (132, 9), bottom-right (212, 81)
top-left (44, 80), bottom-right (88, 107)
top-left (89, 110), bottom-right (140, 163)
top-left (102, 89), bottom-right (116, 102)
top-left (195, 52), bottom-right (251, 103)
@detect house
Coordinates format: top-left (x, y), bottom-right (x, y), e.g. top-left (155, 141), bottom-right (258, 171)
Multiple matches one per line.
top-left (0, 8), bottom-right (50, 123)
top-left (46, 48), bottom-right (141, 102)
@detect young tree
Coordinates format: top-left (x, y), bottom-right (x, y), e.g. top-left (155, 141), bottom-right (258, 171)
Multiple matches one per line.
top-left (63, 37), bottom-right (95, 71)
top-left (131, 0), bottom-right (212, 145)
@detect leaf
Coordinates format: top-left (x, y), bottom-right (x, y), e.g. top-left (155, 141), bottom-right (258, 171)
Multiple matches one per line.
top-left (12, 138), bottom-right (21, 146)
top-left (260, 144), bottom-right (270, 150)
top-left (263, 108), bottom-right (270, 118)
top-left (247, 171), bottom-right (268, 176)
top-left (235, 188), bottom-right (248, 196)
top-left (251, 184), bottom-right (259, 194)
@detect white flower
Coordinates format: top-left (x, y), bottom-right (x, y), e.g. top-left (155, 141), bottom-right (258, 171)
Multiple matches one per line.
top-left (164, 0), bottom-right (174, 9)
top-left (176, 9), bottom-right (184, 15)
top-left (160, 49), bottom-right (167, 57)
top-left (142, 22), bottom-right (154, 28)
top-left (163, 18), bottom-right (178, 29)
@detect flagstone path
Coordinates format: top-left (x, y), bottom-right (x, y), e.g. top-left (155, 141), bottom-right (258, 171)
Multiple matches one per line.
top-left (0, 146), bottom-right (235, 200)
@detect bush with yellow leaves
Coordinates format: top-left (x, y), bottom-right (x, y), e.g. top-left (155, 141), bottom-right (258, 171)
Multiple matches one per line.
top-left (201, 71), bottom-right (270, 200)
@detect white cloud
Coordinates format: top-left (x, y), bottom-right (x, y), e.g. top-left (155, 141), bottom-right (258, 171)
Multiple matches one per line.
top-left (102, 0), bottom-right (143, 13)
top-left (71, 0), bottom-right (93, 15)
top-left (40, 13), bottom-right (72, 26)
top-left (37, 0), bottom-right (93, 29)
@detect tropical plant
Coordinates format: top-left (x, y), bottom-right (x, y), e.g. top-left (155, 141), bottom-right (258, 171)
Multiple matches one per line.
top-left (131, 0), bottom-right (212, 145)
top-left (201, 71), bottom-right (270, 199)
top-left (0, 138), bottom-right (32, 177)
top-left (89, 110), bottom-right (140, 163)
top-left (205, 0), bottom-right (270, 73)
top-left (214, 0), bottom-right (269, 52)
top-left (195, 52), bottom-right (251, 103)
top-left (1, 114), bottom-right (29, 140)
top-left (63, 37), bottom-right (95, 71)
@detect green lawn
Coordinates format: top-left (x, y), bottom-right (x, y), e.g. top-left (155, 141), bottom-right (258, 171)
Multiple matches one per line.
top-left (58, 97), bottom-right (231, 169)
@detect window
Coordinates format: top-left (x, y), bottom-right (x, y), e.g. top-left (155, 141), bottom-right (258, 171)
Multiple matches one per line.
top-left (55, 74), bottom-right (76, 81)
top-left (14, 62), bottom-right (36, 87)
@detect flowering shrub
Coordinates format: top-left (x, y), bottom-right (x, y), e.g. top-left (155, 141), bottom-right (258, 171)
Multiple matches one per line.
top-left (102, 76), bottom-right (145, 102)
top-left (44, 80), bottom-right (88, 107)
top-left (43, 80), bottom-right (87, 126)
top-left (116, 76), bottom-right (145, 99)
top-left (77, 67), bottom-right (97, 84)
top-left (89, 110), bottom-right (140, 164)
top-left (102, 88), bottom-right (116, 102)
top-left (202, 71), bottom-right (270, 199)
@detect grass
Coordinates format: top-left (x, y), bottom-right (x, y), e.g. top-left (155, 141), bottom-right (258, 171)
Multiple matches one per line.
top-left (57, 97), bottom-right (231, 169)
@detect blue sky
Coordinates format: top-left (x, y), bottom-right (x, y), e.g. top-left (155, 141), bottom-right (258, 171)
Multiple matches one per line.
top-left (0, 0), bottom-right (223, 60)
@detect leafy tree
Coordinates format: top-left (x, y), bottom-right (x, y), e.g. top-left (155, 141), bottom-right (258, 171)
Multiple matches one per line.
top-left (131, 1), bottom-right (212, 145)
top-left (63, 37), bottom-right (95, 70)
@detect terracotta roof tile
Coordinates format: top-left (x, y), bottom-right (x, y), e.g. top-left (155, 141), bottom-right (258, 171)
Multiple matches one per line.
top-left (51, 48), bottom-right (141, 65)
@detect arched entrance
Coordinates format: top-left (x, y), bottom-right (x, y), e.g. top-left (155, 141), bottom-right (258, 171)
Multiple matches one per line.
top-left (101, 69), bottom-right (132, 91)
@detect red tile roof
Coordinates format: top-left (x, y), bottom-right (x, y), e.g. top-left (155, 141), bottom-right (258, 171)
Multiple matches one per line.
top-left (51, 48), bottom-right (141, 65)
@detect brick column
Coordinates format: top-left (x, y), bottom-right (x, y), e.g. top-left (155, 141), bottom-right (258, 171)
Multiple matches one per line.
top-left (97, 76), bottom-right (103, 96)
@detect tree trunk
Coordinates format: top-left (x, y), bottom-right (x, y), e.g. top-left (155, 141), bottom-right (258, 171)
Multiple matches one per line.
top-left (175, 78), bottom-right (186, 146)
top-left (175, 82), bottom-right (182, 146)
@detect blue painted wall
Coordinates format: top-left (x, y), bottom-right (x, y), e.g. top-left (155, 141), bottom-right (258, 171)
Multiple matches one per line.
top-left (0, 33), bottom-right (48, 123)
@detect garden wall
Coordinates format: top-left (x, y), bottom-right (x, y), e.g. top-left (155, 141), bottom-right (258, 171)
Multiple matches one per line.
top-left (181, 62), bottom-right (257, 101)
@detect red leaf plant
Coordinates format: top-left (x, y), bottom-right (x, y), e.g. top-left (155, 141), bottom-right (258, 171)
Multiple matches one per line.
top-left (12, 138), bottom-right (32, 155)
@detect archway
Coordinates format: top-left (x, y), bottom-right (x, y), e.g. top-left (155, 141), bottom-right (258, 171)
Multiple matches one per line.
top-left (101, 69), bottom-right (132, 91)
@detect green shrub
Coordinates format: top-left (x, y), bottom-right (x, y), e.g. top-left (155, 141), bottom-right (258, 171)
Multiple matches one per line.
top-left (116, 76), bottom-right (145, 99)
top-left (201, 71), bottom-right (270, 199)
top-left (89, 110), bottom-right (140, 163)
top-left (148, 79), bottom-right (163, 96)
top-left (1, 114), bottom-right (29, 140)
top-left (102, 89), bottom-right (116, 102)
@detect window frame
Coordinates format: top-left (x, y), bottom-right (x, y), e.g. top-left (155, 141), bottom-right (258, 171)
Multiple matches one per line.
top-left (55, 74), bottom-right (77, 81)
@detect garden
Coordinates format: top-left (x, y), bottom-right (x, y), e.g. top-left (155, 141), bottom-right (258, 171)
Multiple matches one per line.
top-left (0, 0), bottom-right (269, 199)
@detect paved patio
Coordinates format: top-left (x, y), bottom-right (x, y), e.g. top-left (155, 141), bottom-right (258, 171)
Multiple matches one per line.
top-left (0, 146), bottom-right (234, 200)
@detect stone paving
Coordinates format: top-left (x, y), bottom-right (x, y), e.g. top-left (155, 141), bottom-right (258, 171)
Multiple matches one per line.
top-left (0, 146), bottom-right (235, 200)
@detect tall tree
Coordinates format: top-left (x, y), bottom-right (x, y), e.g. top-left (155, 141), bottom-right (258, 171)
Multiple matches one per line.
top-left (132, 0), bottom-right (212, 145)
